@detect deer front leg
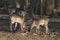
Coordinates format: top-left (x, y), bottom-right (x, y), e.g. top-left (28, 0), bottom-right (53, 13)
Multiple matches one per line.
top-left (10, 22), bottom-right (13, 31)
top-left (14, 22), bottom-right (18, 31)
top-left (30, 24), bottom-right (35, 33)
top-left (37, 25), bottom-right (40, 34)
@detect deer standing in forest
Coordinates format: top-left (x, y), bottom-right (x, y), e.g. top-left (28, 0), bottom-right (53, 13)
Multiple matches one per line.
top-left (31, 16), bottom-right (49, 34)
top-left (10, 11), bottom-right (27, 32)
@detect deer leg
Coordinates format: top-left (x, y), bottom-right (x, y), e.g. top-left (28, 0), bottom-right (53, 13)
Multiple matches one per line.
top-left (30, 25), bottom-right (34, 33)
top-left (10, 22), bottom-right (13, 31)
top-left (45, 24), bottom-right (49, 34)
top-left (37, 25), bottom-right (40, 34)
top-left (14, 22), bottom-right (18, 31)
top-left (36, 26), bottom-right (37, 33)
top-left (23, 23), bottom-right (26, 29)
top-left (21, 24), bottom-right (23, 32)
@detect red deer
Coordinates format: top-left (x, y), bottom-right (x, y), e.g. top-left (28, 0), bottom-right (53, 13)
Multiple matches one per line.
top-left (10, 11), bottom-right (27, 32)
top-left (31, 16), bottom-right (49, 34)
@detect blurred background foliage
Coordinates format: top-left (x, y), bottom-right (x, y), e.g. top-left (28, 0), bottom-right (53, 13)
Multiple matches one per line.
top-left (0, 0), bottom-right (60, 17)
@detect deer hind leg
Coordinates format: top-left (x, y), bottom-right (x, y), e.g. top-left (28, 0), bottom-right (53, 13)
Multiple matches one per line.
top-left (21, 22), bottom-right (25, 32)
top-left (20, 24), bottom-right (23, 32)
top-left (22, 22), bottom-right (27, 32)
top-left (23, 23), bottom-right (26, 30)
top-left (31, 24), bottom-right (38, 33)
top-left (30, 25), bottom-right (37, 35)
top-left (35, 25), bottom-right (37, 33)
top-left (45, 24), bottom-right (49, 34)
